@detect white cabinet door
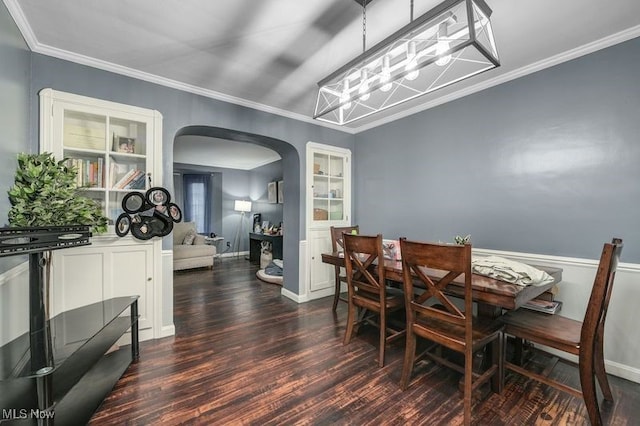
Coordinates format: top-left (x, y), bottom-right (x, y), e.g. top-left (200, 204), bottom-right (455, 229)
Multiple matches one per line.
top-left (51, 246), bottom-right (106, 314)
top-left (307, 143), bottom-right (351, 227)
top-left (308, 229), bottom-right (334, 293)
top-left (51, 241), bottom-right (154, 332)
top-left (105, 244), bottom-right (154, 331)
top-left (306, 142), bottom-right (352, 301)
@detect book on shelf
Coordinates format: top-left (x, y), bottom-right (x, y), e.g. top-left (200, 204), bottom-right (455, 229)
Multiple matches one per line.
top-left (114, 169), bottom-right (143, 189)
top-left (97, 157), bottom-right (104, 187)
top-left (109, 158), bottom-right (133, 188)
top-left (522, 299), bottom-right (562, 314)
top-left (125, 171), bottom-right (147, 190)
top-left (64, 124), bottom-right (105, 150)
top-left (67, 158), bottom-right (104, 188)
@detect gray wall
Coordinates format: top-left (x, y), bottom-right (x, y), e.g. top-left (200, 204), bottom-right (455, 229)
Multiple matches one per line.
top-left (28, 53), bottom-right (355, 300)
top-left (0, 1), bottom-right (31, 346)
top-left (0, 2), bottom-right (31, 272)
top-left (250, 160), bottom-right (284, 229)
top-left (354, 37), bottom-right (640, 263)
top-left (174, 160), bottom-right (283, 253)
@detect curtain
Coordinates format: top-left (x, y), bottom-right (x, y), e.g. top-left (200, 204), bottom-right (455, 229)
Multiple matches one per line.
top-left (183, 174), bottom-right (211, 234)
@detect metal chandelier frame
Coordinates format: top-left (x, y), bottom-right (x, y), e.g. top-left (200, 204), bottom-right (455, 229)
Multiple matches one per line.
top-left (314, 0), bottom-right (500, 126)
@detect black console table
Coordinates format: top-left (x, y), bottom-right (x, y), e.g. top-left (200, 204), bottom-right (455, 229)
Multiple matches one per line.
top-left (249, 233), bottom-right (283, 264)
top-left (0, 226), bottom-right (139, 425)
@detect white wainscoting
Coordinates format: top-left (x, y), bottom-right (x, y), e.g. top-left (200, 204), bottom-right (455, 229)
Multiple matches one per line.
top-left (160, 249), bottom-right (175, 338)
top-left (474, 247), bottom-right (640, 384)
top-left (285, 243), bottom-right (640, 383)
top-left (0, 261), bottom-right (29, 347)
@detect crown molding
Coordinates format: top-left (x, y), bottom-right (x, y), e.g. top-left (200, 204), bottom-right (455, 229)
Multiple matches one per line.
top-left (351, 24), bottom-right (640, 133)
top-left (5, 0), bottom-right (639, 136)
top-left (3, 0), bottom-right (37, 49)
top-left (33, 42), bottom-right (357, 135)
top-left (2, 0), bottom-right (355, 135)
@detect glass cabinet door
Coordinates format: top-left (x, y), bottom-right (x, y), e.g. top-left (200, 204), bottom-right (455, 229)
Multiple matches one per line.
top-left (311, 150), bottom-right (347, 223)
top-left (54, 102), bottom-right (152, 228)
top-left (107, 117), bottom-right (149, 220)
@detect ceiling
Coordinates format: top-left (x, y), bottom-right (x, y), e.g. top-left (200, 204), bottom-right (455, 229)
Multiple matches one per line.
top-left (5, 0), bottom-right (640, 133)
top-left (174, 135), bottom-right (281, 170)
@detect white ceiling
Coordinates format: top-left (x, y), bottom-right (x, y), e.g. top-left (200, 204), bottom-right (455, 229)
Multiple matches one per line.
top-left (5, 0), bottom-right (640, 133)
top-left (174, 136), bottom-right (281, 170)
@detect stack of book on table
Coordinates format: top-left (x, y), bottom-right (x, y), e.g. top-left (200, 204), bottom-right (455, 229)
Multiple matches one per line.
top-left (522, 298), bottom-right (562, 314)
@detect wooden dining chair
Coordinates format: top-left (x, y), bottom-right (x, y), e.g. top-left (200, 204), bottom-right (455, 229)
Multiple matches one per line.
top-left (399, 238), bottom-right (503, 426)
top-left (501, 238), bottom-right (623, 426)
top-left (343, 233), bottom-right (405, 367)
top-left (329, 225), bottom-right (359, 311)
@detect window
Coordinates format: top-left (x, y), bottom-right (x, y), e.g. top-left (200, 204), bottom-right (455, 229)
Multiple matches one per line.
top-left (183, 174), bottom-right (210, 234)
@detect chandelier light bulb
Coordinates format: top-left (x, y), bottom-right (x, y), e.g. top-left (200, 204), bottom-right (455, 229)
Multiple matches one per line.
top-left (380, 55), bottom-right (392, 92)
top-left (435, 22), bottom-right (452, 67)
top-left (405, 41), bottom-right (419, 80)
top-left (435, 40), bottom-right (451, 66)
top-left (358, 69), bottom-right (371, 101)
top-left (340, 79), bottom-right (352, 109)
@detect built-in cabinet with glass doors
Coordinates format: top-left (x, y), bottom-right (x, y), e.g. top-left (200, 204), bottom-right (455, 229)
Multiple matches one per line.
top-left (311, 151), bottom-right (347, 222)
top-left (39, 88), bottom-right (165, 341)
top-left (307, 142), bottom-right (351, 300)
top-left (44, 94), bottom-right (154, 223)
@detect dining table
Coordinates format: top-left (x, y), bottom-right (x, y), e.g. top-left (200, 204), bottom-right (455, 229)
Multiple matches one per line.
top-left (321, 251), bottom-right (563, 318)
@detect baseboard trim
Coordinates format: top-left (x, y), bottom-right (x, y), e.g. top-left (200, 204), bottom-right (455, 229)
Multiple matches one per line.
top-left (605, 359), bottom-right (640, 384)
top-left (281, 287), bottom-right (309, 303)
top-left (159, 324), bottom-right (176, 338)
top-left (218, 251), bottom-right (249, 259)
top-left (536, 346), bottom-right (640, 384)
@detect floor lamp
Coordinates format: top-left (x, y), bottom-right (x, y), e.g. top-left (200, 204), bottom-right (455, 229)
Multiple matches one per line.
top-left (232, 200), bottom-right (252, 258)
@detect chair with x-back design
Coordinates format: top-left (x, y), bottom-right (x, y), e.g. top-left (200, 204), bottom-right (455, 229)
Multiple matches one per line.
top-left (399, 238), bottom-right (503, 426)
top-left (501, 238), bottom-right (623, 426)
top-left (329, 225), bottom-right (359, 311)
top-left (343, 233), bottom-right (405, 367)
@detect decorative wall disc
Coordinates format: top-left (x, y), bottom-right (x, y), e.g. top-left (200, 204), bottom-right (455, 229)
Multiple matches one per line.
top-left (116, 187), bottom-right (182, 240)
top-left (122, 192), bottom-right (145, 214)
top-left (115, 213), bottom-right (131, 237)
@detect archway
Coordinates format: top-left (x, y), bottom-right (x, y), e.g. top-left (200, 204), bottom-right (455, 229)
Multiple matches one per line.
top-left (173, 126), bottom-right (301, 295)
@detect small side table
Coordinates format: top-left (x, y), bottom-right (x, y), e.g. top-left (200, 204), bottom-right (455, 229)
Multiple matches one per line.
top-left (249, 233), bottom-right (283, 264)
top-left (204, 236), bottom-right (225, 263)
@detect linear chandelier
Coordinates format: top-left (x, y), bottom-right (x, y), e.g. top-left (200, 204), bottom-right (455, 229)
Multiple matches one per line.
top-left (314, 0), bottom-right (499, 126)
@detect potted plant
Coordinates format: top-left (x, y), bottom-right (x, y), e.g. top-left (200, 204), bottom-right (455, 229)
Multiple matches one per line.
top-left (5, 152), bottom-right (110, 370)
top-left (7, 151), bottom-right (110, 304)
top-left (7, 152), bottom-right (108, 232)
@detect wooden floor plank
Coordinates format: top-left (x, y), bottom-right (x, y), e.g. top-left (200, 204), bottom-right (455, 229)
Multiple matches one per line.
top-left (90, 259), bottom-right (640, 425)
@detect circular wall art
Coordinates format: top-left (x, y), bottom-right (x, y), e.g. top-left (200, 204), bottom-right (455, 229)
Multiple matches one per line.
top-left (167, 203), bottom-right (182, 222)
top-left (116, 187), bottom-right (182, 240)
top-left (115, 213), bottom-right (131, 237)
top-left (122, 192), bottom-right (145, 214)
top-left (147, 187), bottom-right (170, 206)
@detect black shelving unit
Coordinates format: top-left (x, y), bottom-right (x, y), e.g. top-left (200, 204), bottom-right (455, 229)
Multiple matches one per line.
top-left (0, 226), bottom-right (139, 425)
top-left (249, 233), bottom-right (283, 264)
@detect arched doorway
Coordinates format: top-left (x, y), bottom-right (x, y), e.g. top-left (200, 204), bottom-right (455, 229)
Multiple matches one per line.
top-left (173, 126), bottom-right (301, 295)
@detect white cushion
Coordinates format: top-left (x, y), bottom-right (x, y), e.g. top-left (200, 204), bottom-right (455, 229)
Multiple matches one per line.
top-left (173, 244), bottom-right (215, 261)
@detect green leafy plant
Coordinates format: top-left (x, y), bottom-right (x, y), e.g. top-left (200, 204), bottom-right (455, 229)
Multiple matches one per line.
top-left (7, 152), bottom-right (108, 233)
top-left (454, 234), bottom-right (471, 245)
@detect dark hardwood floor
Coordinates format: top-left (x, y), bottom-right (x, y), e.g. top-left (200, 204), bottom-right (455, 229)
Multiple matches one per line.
top-left (90, 259), bottom-right (639, 425)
